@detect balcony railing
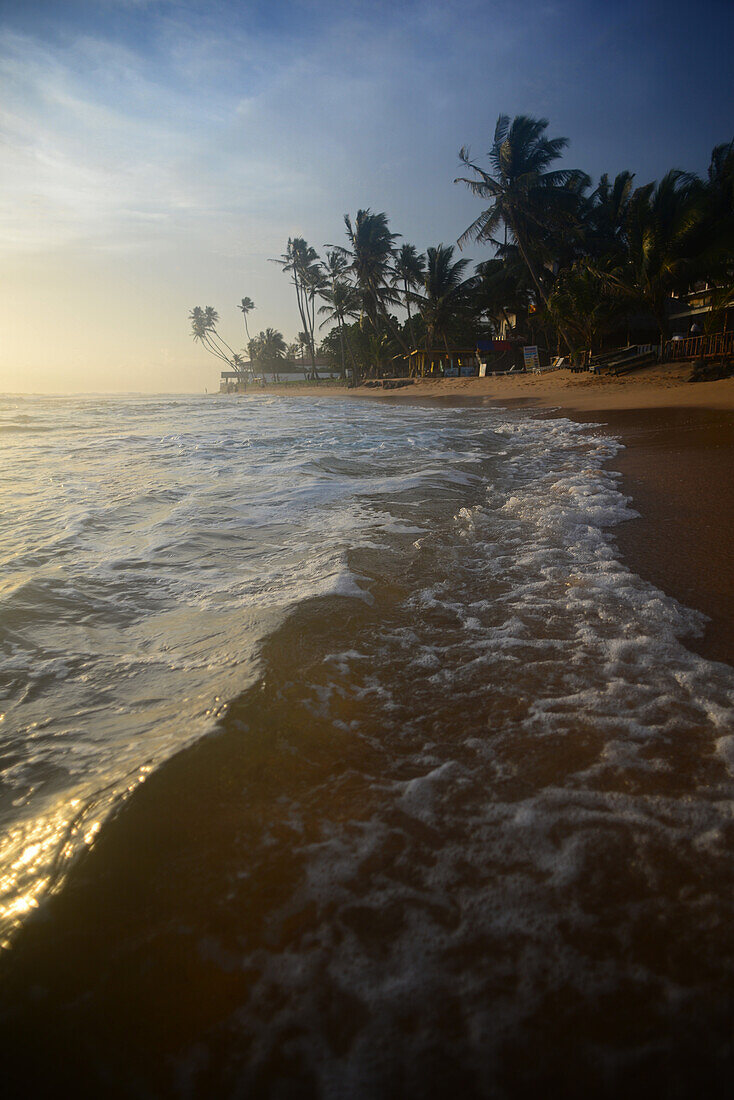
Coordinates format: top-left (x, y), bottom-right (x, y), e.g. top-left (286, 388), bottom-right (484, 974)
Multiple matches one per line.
top-left (666, 330), bottom-right (734, 360)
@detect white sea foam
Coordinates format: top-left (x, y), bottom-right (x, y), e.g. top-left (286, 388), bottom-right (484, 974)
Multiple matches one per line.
top-left (2, 392), bottom-right (734, 1089)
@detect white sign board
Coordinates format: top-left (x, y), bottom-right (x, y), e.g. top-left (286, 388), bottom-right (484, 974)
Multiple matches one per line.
top-left (523, 346), bottom-right (540, 372)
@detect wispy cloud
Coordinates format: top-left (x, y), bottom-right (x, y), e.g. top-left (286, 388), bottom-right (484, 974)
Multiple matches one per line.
top-left (2, 0), bottom-right (732, 390)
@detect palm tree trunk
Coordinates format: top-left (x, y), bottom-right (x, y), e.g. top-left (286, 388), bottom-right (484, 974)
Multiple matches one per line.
top-left (293, 276), bottom-right (312, 375)
top-left (202, 335), bottom-right (231, 365)
top-left (344, 327), bottom-right (360, 385)
top-left (404, 279), bottom-right (417, 349)
top-left (373, 293), bottom-right (411, 355)
top-left (338, 318), bottom-right (346, 379)
top-left (510, 218), bottom-right (574, 354)
top-left (308, 290), bottom-right (318, 379)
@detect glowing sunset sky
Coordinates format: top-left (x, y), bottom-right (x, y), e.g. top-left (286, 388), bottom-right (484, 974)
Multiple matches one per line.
top-left (1, 0), bottom-right (733, 392)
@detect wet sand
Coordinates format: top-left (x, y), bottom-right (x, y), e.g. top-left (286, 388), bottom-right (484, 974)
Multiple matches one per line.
top-left (250, 366), bottom-right (734, 667)
top-left (577, 407), bottom-right (734, 668)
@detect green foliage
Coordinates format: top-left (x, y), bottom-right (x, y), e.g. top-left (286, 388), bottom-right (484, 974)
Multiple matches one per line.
top-left (414, 244), bottom-right (474, 349)
top-left (548, 261), bottom-right (625, 354)
top-left (608, 170), bottom-right (707, 340)
top-left (234, 118), bottom-right (734, 377)
top-left (248, 327), bottom-right (287, 363)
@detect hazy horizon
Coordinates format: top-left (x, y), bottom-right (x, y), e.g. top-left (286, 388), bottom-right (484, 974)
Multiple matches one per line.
top-left (2, 0), bottom-right (733, 393)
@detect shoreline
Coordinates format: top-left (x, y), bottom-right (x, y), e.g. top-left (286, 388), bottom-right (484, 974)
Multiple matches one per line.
top-left (248, 365), bottom-right (734, 667)
top-left (247, 360), bottom-right (734, 412)
top-left (567, 406), bottom-right (734, 668)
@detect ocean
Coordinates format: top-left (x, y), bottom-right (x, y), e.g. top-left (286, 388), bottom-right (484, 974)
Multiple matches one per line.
top-left (1, 393), bottom-right (733, 1096)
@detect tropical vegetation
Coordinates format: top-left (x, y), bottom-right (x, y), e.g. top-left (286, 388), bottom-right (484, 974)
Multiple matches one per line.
top-left (191, 116), bottom-right (734, 382)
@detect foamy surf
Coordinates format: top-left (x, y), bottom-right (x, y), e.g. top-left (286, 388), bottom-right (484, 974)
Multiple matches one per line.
top-left (1, 393), bottom-right (733, 1096)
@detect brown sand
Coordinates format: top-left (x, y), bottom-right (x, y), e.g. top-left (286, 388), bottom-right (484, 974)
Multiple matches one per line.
top-left (250, 364), bottom-right (734, 666)
top-left (570, 407), bottom-right (734, 667)
top-left (254, 361), bottom-right (734, 412)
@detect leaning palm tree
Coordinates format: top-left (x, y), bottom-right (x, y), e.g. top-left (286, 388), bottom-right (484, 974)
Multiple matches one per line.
top-left (238, 297), bottom-right (255, 343)
top-left (190, 305), bottom-right (240, 375)
top-left (394, 243), bottom-right (425, 349)
top-left (455, 114), bottom-right (589, 350)
top-left (202, 306), bottom-right (240, 361)
top-left (414, 244), bottom-right (473, 350)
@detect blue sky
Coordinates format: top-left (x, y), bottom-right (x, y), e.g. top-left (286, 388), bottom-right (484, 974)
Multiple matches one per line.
top-left (1, 0), bottom-right (733, 391)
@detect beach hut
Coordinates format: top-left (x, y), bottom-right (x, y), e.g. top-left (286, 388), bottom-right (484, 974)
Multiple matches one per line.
top-left (407, 348), bottom-right (479, 378)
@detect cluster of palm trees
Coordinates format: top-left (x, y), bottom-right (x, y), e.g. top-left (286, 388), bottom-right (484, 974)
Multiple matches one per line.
top-left (270, 118), bottom-right (732, 377)
top-left (192, 115), bottom-right (733, 383)
top-left (455, 114), bottom-right (734, 357)
top-left (190, 297), bottom-right (291, 383)
top-left (189, 305), bottom-right (250, 377)
top-left (270, 213), bottom-right (477, 382)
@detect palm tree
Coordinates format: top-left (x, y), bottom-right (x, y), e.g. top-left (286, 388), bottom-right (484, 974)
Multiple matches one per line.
top-left (238, 297), bottom-right (255, 343)
top-left (696, 139), bottom-right (734, 284)
top-left (190, 306), bottom-right (243, 377)
top-left (548, 260), bottom-right (625, 361)
top-left (258, 327), bottom-right (287, 361)
top-left (414, 244), bottom-right (473, 350)
top-left (706, 139), bottom-right (734, 219)
top-left (335, 209), bottom-right (411, 355)
top-left (609, 170), bottom-right (705, 343)
top-left (394, 243), bottom-right (425, 350)
top-left (585, 171), bottom-right (635, 261)
top-left (318, 279), bottom-right (361, 380)
top-left (455, 114), bottom-right (589, 350)
top-left (248, 328), bottom-right (287, 381)
top-left (475, 256), bottom-right (533, 337)
top-left (271, 238), bottom-right (321, 378)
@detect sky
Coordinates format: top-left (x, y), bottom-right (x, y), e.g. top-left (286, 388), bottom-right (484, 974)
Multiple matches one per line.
top-left (1, 0), bottom-right (733, 393)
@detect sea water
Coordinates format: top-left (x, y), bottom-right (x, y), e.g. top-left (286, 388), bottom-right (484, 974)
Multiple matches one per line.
top-left (1, 393), bottom-right (733, 1095)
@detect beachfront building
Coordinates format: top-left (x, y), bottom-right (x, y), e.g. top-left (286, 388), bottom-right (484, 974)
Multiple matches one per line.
top-left (404, 341), bottom-right (528, 378)
top-left (407, 348), bottom-right (479, 378)
top-left (668, 281), bottom-right (733, 334)
top-left (475, 338), bottom-right (526, 374)
top-left (219, 358), bottom-right (349, 392)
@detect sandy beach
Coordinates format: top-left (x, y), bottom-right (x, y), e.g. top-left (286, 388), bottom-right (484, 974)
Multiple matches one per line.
top-left (254, 363), bottom-right (734, 667)
top-left (255, 361), bottom-right (734, 412)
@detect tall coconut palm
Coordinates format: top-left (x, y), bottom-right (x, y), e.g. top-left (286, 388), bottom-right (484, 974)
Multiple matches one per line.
top-left (318, 280), bottom-right (361, 380)
top-left (335, 209), bottom-right (411, 355)
top-left (414, 244), bottom-right (473, 350)
top-left (455, 114), bottom-right (589, 350)
top-left (271, 238), bottom-right (321, 377)
top-left (316, 250), bottom-right (359, 379)
top-left (585, 171), bottom-right (635, 261)
top-left (394, 243), bottom-right (425, 350)
top-left (238, 297), bottom-right (255, 343)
